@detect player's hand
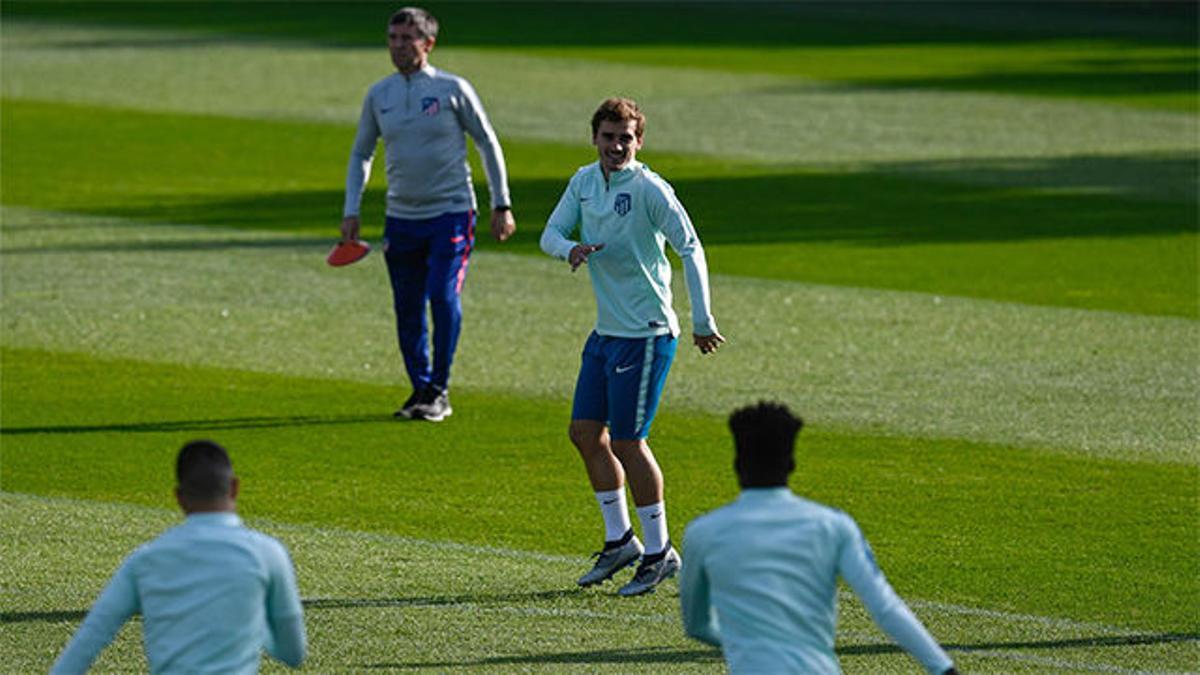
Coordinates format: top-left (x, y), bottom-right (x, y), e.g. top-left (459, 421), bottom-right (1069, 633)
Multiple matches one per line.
top-left (693, 331), bottom-right (725, 355)
top-left (491, 208), bottom-right (516, 242)
top-left (340, 216), bottom-right (361, 243)
top-left (569, 243), bottom-right (604, 271)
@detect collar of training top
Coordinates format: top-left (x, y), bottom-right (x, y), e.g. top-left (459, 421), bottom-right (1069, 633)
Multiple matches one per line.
top-left (603, 160), bottom-right (642, 184)
top-left (400, 64), bottom-right (437, 81)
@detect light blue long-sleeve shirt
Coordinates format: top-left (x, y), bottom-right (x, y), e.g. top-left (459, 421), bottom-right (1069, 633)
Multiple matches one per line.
top-left (680, 488), bottom-right (954, 674)
top-left (540, 160), bottom-right (718, 339)
top-left (52, 512), bottom-right (306, 674)
top-left (344, 65), bottom-right (511, 220)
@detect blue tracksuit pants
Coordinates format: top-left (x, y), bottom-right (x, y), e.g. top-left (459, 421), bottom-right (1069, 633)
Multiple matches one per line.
top-left (383, 211), bottom-right (475, 392)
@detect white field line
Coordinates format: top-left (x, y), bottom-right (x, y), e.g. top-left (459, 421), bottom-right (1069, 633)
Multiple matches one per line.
top-left (906, 598), bottom-right (1141, 636)
top-left (263, 510), bottom-right (1150, 638)
top-left (408, 602), bottom-right (677, 624)
top-left (960, 650), bottom-right (1163, 674)
top-left (9, 493), bottom-right (1193, 673)
top-left (3, 205), bottom-right (1197, 465)
top-left (4, 491), bottom-right (1146, 639)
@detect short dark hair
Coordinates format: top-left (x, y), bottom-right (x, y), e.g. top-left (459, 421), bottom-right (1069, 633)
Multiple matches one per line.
top-left (389, 6), bottom-right (439, 40)
top-left (729, 401), bottom-right (804, 487)
top-left (176, 440), bottom-right (234, 501)
top-left (591, 97), bottom-right (646, 139)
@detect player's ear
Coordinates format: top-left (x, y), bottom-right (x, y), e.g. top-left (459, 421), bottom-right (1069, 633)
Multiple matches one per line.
top-left (229, 476), bottom-right (241, 501)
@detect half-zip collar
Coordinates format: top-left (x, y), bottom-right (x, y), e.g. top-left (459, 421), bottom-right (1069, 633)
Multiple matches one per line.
top-left (603, 160), bottom-right (641, 190)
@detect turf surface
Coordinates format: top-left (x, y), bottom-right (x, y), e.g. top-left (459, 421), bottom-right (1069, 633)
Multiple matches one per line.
top-left (3, 98), bottom-right (1195, 317)
top-left (5, 493), bottom-right (1197, 673)
top-left (2, 1), bottom-right (1197, 672)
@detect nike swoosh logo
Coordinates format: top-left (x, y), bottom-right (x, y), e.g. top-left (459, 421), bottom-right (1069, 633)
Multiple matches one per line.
top-left (615, 364), bottom-right (636, 374)
top-left (381, 107), bottom-right (394, 114)
top-left (602, 499), bottom-right (618, 505)
top-left (650, 513), bottom-right (662, 520)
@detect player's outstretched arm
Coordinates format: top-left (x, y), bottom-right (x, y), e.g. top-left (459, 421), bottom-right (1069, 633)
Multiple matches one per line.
top-left (838, 519), bottom-right (955, 674)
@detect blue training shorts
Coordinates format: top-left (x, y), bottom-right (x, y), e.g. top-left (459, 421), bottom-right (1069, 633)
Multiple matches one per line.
top-left (571, 332), bottom-right (678, 440)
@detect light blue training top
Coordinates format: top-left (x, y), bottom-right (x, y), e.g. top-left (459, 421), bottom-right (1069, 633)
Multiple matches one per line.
top-left (680, 488), bottom-right (955, 675)
top-left (344, 64), bottom-right (511, 220)
top-left (541, 160), bottom-right (718, 339)
top-left (52, 512), bottom-right (306, 674)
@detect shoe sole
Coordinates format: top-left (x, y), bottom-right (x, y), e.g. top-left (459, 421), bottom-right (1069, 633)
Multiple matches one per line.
top-left (413, 409), bottom-right (452, 422)
top-left (577, 556), bottom-right (638, 587)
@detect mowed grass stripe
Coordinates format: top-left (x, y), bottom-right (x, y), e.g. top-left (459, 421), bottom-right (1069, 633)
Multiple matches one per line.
top-left (3, 99), bottom-right (1196, 319)
top-left (523, 41), bottom-right (1200, 112)
top-left (2, 7), bottom-right (1196, 673)
top-left (4, 493), bottom-right (1196, 673)
top-left (4, 21), bottom-right (1197, 166)
top-left (2, 206), bottom-right (1195, 461)
top-left (2, 347), bottom-right (1196, 632)
top-left (0, 492), bottom-right (1166, 634)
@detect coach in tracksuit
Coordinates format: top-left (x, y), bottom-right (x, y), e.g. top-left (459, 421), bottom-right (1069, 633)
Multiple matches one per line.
top-left (342, 7), bottom-right (515, 422)
top-left (541, 97), bottom-right (725, 596)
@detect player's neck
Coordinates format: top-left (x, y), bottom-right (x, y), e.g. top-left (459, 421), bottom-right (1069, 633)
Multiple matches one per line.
top-left (397, 61), bottom-right (428, 77)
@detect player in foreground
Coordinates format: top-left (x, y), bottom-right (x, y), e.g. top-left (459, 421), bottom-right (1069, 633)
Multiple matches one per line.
top-left (53, 440), bottom-right (306, 673)
top-left (541, 97), bottom-right (724, 596)
top-left (341, 6), bottom-right (516, 422)
top-left (679, 402), bottom-right (958, 674)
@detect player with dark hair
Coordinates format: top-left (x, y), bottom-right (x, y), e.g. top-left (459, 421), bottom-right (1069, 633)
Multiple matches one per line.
top-left (175, 439), bottom-right (236, 501)
top-left (342, 5), bottom-right (516, 422)
top-left (53, 440), bottom-right (306, 673)
top-left (679, 402), bottom-right (958, 674)
top-left (542, 97), bottom-right (724, 596)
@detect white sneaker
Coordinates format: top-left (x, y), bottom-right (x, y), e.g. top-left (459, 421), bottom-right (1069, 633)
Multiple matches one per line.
top-left (577, 534), bottom-right (643, 587)
top-left (618, 546), bottom-right (680, 596)
top-left (411, 387), bottom-right (452, 422)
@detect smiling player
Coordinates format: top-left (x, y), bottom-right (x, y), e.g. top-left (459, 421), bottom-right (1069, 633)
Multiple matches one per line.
top-left (541, 97), bottom-right (725, 596)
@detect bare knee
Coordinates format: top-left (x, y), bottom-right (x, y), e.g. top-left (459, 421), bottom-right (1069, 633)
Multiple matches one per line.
top-left (569, 420), bottom-right (608, 455)
top-left (610, 438), bottom-right (649, 463)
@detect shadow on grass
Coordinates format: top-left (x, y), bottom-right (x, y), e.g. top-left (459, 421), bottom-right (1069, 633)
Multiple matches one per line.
top-left (0, 589), bottom-right (587, 624)
top-left (837, 69), bottom-right (1200, 104)
top-left (6, 1), bottom-right (1194, 48)
top-left (362, 633), bottom-right (1199, 669)
top-left (368, 646), bottom-right (723, 668)
top-left (8, 150), bottom-right (1192, 258)
top-left (0, 414), bottom-right (392, 435)
top-left (671, 157), bottom-right (1197, 249)
top-left (5, 2), bottom-right (1194, 113)
top-left (0, 234), bottom-right (335, 256)
top-left (843, 633), bottom-right (1200, 655)
top-left (304, 589), bottom-right (581, 610)
top-left (1, 609), bottom-right (90, 623)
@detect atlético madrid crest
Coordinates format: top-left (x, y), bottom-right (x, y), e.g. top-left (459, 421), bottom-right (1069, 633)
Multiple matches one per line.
top-left (421, 97), bottom-right (440, 116)
top-left (613, 192), bottom-right (632, 217)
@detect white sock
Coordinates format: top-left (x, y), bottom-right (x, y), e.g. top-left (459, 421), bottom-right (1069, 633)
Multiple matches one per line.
top-left (595, 489), bottom-right (631, 542)
top-left (636, 502), bottom-right (669, 555)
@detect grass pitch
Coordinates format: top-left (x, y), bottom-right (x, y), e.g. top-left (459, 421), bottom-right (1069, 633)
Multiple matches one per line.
top-left (2, 2), bottom-right (1197, 672)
